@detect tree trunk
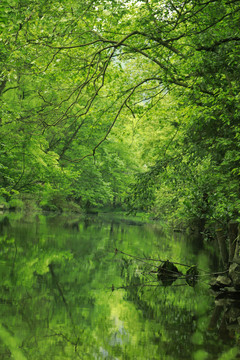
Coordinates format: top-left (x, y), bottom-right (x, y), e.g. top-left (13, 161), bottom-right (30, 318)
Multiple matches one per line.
top-left (228, 221), bottom-right (238, 262)
top-left (216, 228), bottom-right (228, 268)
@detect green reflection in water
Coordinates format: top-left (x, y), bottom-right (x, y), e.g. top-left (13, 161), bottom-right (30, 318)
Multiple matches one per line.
top-left (0, 214), bottom-right (237, 359)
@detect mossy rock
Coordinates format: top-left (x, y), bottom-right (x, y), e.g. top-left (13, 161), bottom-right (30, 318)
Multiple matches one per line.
top-left (229, 263), bottom-right (240, 289)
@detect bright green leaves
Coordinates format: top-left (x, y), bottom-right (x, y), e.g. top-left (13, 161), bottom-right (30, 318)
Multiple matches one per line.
top-left (0, 0), bottom-right (240, 219)
top-left (18, 249), bottom-right (73, 285)
top-left (0, 323), bottom-right (27, 360)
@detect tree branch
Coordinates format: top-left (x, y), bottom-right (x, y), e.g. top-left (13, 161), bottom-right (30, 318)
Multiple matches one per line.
top-left (197, 37), bottom-right (240, 51)
top-left (62, 78), bottom-right (164, 163)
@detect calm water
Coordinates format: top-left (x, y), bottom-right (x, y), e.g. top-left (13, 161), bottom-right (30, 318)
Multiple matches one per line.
top-left (0, 213), bottom-right (238, 360)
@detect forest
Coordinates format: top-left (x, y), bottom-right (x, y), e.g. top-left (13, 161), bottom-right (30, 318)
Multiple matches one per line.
top-left (1, 0), bottom-right (240, 235)
top-left (1, 1), bottom-right (240, 358)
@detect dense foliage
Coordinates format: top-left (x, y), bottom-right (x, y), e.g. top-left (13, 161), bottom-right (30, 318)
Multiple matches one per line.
top-left (1, 0), bottom-right (240, 230)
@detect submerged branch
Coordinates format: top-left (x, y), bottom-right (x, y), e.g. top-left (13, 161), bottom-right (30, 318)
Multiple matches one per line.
top-left (114, 248), bottom-right (192, 268)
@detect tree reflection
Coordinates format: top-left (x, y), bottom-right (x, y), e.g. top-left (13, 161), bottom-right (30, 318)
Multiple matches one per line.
top-left (0, 214), bottom-right (239, 359)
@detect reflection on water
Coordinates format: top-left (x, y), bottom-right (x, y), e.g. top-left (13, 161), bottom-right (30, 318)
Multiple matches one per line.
top-left (0, 213), bottom-right (238, 359)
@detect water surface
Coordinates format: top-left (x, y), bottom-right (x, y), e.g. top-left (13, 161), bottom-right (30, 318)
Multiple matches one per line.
top-left (0, 213), bottom-right (237, 359)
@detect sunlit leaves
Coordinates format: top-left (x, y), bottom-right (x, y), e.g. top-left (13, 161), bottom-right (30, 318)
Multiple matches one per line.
top-left (1, 0), bottom-right (240, 220)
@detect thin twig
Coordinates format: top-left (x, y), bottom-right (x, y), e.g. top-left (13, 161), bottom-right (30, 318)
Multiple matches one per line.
top-left (115, 248), bottom-right (192, 268)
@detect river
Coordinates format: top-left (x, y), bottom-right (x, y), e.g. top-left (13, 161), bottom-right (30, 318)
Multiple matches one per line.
top-left (0, 213), bottom-right (238, 359)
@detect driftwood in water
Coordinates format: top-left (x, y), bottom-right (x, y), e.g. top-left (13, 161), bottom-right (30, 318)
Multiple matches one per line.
top-left (115, 248), bottom-right (240, 293)
top-left (185, 265), bottom-right (199, 287)
top-left (157, 261), bottom-right (182, 286)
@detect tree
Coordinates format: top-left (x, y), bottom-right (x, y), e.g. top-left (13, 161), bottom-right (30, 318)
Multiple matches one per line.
top-left (1, 0), bottom-right (240, 224)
